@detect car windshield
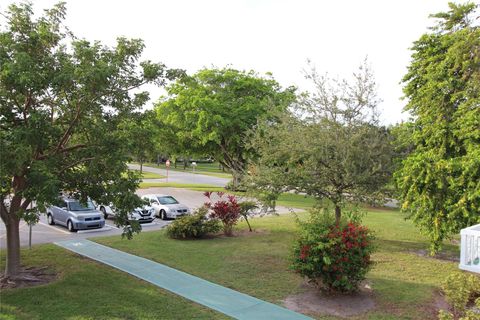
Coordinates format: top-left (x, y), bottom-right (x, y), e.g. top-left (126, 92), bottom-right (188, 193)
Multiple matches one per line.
top-left (157, 196), bottom-right (179, 205)
top-left (68, 200), bottom-right (95, 211)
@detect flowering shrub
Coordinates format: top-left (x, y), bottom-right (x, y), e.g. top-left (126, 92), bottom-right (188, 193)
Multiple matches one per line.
top-left (204, 192), bottom-right (240, 236)
top-left (292, 211), bottom-right (375, 292)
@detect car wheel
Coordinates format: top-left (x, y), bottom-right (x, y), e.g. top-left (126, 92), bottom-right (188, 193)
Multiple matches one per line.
top-left (67, 220), bottom-right (76, 232)
top-left (160, 210), bottom-right (167, 220)
top-left (100, 206), bottom-right (108, 219)
top-left (47, 213), bottom-right (55, 225)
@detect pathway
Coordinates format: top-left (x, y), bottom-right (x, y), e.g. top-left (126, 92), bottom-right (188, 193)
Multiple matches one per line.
top-left (55, 239), bottom-right (312, 320)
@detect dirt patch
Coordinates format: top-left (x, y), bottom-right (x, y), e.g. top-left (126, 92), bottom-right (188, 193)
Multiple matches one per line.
top-left (418, 289), bottom-right (450, 319)
top-left (283, 281), bottom-right (375, 318)
top-left (0, 266), bottom-right (57, 290)
top-left (411, 249), bottom-right (459, 262)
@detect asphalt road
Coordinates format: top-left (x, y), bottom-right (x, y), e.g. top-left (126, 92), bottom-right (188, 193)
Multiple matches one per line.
top-left (128, 164), bottom-right (231, 187)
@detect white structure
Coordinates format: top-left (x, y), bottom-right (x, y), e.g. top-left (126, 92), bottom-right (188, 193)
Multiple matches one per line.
top-left (460, 224), bottom-right (480, 273)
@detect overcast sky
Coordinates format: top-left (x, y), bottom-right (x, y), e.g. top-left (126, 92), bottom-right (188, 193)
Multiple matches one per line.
top-left (1, 0), bottom-right (466, 124)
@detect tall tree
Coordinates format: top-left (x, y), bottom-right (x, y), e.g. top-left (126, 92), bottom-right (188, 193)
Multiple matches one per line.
top-left (156, 68), bottom-right (296, 189)
top-left (396, 3), bottom-right (480, 254)
top-left (251, 62), bottom-right (393, 222)
top-left (0, 3), bottom-right (179, 277)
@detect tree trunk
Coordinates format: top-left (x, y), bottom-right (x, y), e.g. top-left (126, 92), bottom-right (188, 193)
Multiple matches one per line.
top-left (140, 161), bottom-right (143, 174)
top-left (5, 215), bottom-right (21, 276)
top-left (335, 205), bottom-right (341, 224)
top-left (232, 171), bottom-right (242, 191)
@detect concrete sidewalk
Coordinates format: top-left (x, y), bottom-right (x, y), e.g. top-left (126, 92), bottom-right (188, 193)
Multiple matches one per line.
top-left (55, 239), bottom-right (312, 320)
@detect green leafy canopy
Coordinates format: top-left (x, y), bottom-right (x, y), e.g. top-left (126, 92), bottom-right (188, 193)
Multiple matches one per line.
top-left (396, 2), bottom-right (480, 254)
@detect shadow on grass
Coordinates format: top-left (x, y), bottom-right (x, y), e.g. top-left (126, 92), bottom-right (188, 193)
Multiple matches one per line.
top-left (368, 276), bottom-right (443, 320)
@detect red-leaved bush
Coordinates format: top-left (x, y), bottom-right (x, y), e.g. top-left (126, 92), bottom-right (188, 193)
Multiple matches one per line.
top-left (292, 211), bottom-right (375, 292)
top-left (204, 192), bottom-right (240, 236)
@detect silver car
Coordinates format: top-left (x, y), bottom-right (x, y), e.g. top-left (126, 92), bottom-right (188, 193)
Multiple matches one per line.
top-left (141, 194), bottom-right (191, 220)
top-left (47, 198), bottom-right (105, 232)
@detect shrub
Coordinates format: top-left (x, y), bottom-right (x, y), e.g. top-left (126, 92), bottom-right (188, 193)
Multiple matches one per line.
top-left (204, 192), bottom-right (240, 236)
top-left (166, 207), bottom-right (221, 239)
top-left (291, 210), bottom-right (375, 292)
top-left (239, 201), bottom-right (258, 232)
top-left (438, 272), bottom-right (480, 320)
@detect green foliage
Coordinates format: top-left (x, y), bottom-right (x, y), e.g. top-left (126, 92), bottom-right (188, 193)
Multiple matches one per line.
top-left (166, 207), bottom-right (221, 239)
top-left (244, 164), bottom-right (284, 213)
top-left (250, 61), bottom-right (394, 222)
top-left (238, 200), bottom-right (258, 232)
top-left (439, 272), bottom-right (480, 319)
top-left (119, 111), bottom-right (159, 171)
top-left (156, 68), bottom-right (296, 189)
top-left (205, 192), bottom-right (241, 236)
top-left (0, 2), bottom-right (179, 274)
top-left (291, 209), bottom-right (375, 292)
top-left (396, 3), bottom-right (480, 254)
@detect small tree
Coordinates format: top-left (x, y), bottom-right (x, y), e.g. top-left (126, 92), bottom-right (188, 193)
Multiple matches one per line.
top-left (244, 164), bottom-right (285, 214)
top-left (251, 61), bottom-right (394, 223)
top-left (238, 201), bottom-right (258, 232)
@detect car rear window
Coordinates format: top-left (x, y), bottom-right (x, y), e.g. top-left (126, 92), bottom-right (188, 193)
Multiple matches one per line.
top-left (157, 196), bottom-right (179, 205)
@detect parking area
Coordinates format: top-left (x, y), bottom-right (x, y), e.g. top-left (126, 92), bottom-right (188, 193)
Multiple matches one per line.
top-left (0, 213), bottom-right (169, 248)
top-left (0, 187), bottom-right (299, 249)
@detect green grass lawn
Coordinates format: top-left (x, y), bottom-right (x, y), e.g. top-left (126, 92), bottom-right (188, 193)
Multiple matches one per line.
top-left (0, 204), bottom-right (459, 319)
top-left (129, 169), bottom-right (166, 179)
top-left (0, 245), bottom-right (226, 320)
top-left (92, 211), bottom-right (458, 319)
top-left (138, 182), bottom-right (225, 192)
top-left (134, 161), bottom-right (233, 179)
top-left (1, 171), bottom-right (458, 319)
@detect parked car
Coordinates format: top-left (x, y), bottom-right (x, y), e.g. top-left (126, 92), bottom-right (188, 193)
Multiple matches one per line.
top-left (96, 203), bottom-right (156, 224)
top-left (46, 197), bottom-right (105, 232)
top-left (141, 194), bottom-right (190, 220)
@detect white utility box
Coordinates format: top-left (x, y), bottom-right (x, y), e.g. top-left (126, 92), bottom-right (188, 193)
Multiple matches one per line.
top-left (460, 224), bottom-right (480, 273)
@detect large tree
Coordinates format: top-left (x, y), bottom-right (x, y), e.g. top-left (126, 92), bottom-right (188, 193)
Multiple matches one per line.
top-left (155, 68), bottom-right (296, 189)
top-left (0, 3), bottom-right (179, 277)
top-left (396, 3), bottom-right (480, 254)
top-left (251, 62), bottom-right (394, 222)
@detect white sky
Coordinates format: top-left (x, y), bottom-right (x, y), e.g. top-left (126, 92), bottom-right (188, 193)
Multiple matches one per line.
top-left (1, 0), bottom-right (466, 124)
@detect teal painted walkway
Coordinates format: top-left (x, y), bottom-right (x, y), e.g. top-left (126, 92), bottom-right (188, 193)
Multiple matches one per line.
top-left (55, 239), bottom-right (312, 320)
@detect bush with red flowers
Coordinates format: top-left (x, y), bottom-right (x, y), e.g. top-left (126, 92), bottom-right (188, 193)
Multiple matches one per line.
top-left (292, 211), bottom-right (375, 292)
top-left (204, 192), bottom-right (241, 236)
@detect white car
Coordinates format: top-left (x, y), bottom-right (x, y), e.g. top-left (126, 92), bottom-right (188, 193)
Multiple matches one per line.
top-left (96, 203), bottom-right (156, 223)
top-left (141, 194), bottom-right (190, 220)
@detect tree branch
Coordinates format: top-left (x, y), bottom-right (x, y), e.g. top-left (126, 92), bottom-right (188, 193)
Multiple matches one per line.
top-left (58, 157), bottom-right (95, 174)
top-left (36, 144), bottom-right (87, 160)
